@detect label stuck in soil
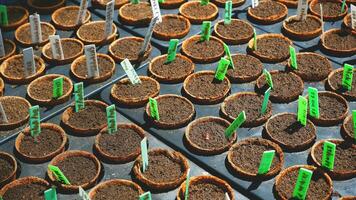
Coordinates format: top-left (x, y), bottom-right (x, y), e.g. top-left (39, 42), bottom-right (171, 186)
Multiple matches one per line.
top-left (224, 1), bottom-right (232, 25)
top-left (29, 105), bottom-right (41, 138)
top-left (341, 0), bottom-right (346, 13)
top-left (251, 0), bottom-right (259, 8)
top-left (296, 0), bottom-right (308, 20)
top-left (0, 5), bottom-right (8, 26)
top-left (77, 0), bottom-right (88, 25)
top-left (149, 97), bottom-right (160, 120)
top-left (261, 87), bottom-right (271, 115)
top-left (139, 191), bottom-right (152, 200)
top-left (0, 102), bottom-right (8, 123)
top-left (150, 0), bottom-right (162, 22)
top-left (49, 35), bottom-right (64, 60)
top-left (321, 141), bottom-right (336, 171)
top-left (84, 44), bottom-right (100, 78)
top-left (104, 1), bottom-right (115, 39)
top-left (223, 43), bottom-right (234, 69)
top-left (225, 193), bottom-right (231, 200)
top-left (289, 46), bottom-right (297, 70)
top-left (342, 63), bottom-right (354, 91)
top-left (79, 186), bottom-right (90, 200)
top-left (140, 137), bottom-right (149, 172)
top-left (225, 111), bottom-right (246, 138)
top-left (121, 59), bottom-right (142, 85)
top-left (353, 110), bottom-right (356, 143)
top-left (253, 29), bottom-right (257, 50)
top-left (139, 17), bottom-right (158, 56)
top-left (320, 4), bottom-right (324, 33)
top-left (257, 150), bottom-right (275, 174)
top-left (215, 58), bottom-right (230, 81)
top-left (292, 168), bottom-right (313, 200)
top-left (23, 47), bottom-right (36, 77)
top-left (297, 96), bottom-right (308, 126)
top-left (74, 82), bottom-right (85, 112)
top-left (29, 13), bottom-right (42, 44)
top-left (263, 69), bottom-right (273, 89)
top-left (166, 39), bottom-right (179, 63)
top-left (0, 29), bottom-right (5, 58)
top-left (200, 21), bottom-right (211, 41)
top-left (184, 169), bottom-right (190, 200)
top-left (131, 0), bottom-right (139, 4)
top-left (106, 104), bottom-right (117, 134)
top-left (44, 187), bottom-right (57, 200)
top-left (52, 76), bottom-right (64, 99)
top-left (201, 0), bottom-right (209, 6)
top-left (308, 87), bottom-right (319, 119)
top-left (48, 165), bottom-right (71, 185)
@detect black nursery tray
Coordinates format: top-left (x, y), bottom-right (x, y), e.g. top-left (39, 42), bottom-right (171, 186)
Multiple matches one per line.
top-left (0, 3), bottom-right (161, 143)
top-left (0, 107), bottom-right (249, 200)
top-left (99, 29), bottom-right (356, 200)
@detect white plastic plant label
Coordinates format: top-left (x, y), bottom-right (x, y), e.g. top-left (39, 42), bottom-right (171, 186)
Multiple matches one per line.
top-left (29, 13), bottom-right (42, 44)
top-left (296, 0), bottom-right (308, 20)
top-left (104, 1), bottom-right (115, 38)
top-left (0, 29), bottom-right (5, 57)
top-left (84, 44), bottom-right (100, 78)
top-left (150, 0), bottom-right (162, 22)
top-left (49, 35), bottom-right (64, 60)
top-left (77, 0), bottom-right (88, 25)
top-left (320, 4), bottom-right (324, 33)
top-left (23, 47), bottom-right (36, 77)
top-left (251, 0), bottom-right (259, 8)
top-left (120, 58), bottom-right (141, 85)
top-left (0, 102), bottom-right (8, 123)
top-left (139, 17), bottom-right (158, 56)
top-left (78, 187), bottom-right (90, 200)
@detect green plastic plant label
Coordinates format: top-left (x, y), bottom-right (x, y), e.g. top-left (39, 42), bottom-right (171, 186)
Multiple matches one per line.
top-left (166, 39), bottom-right (179, 63)
top-left (200, 21), bottom-right (211, 41)
top-left (352, 110), bottom-right (356, 143)
top-left (131, 0), bottom-right (139, 3)
top-left (106, 105), bottom-right (117, 134)
top-left (297, 96), bottom-right (308, 126)
top-left (158, 0), bottom-right (165, 3)
top-left (201, 0), bottom-right (209, 5)
top-left (0, 196), bottom-right (3, 200)
top-left (223, 43), bottom-right (235, 69)
top-left (321, 141), bottom-right (336, 171)
top-left (215, 58), bottom-right (230, 81)
top-left (341, 0), bottom-right (346, 13)
top-left (0, 102), bottom-right (8, 123)
top-left (52, 77), bottom-right (63, 99)
top-left (149, 97), bottom-right (160, 120)
top-left (48, 165), bottom-right (71, 185)
top-left (44, 187), bottom-right (57, 200)
top-left (140, 137), bottom-right (149, 172)
top-left (224, 1), bottom-right (232, 24)
top-left (184, 169), bottom-right (190, 200)
top-left (253, 28), bottom-right (257, 50)
top-left (78, 186), bottom-right (90, 200)
top-left (263, 69), bottom-right (273, 89)
top-left (257, 150), bottom-right (275, 174)
top-left (121, 58), bottom-right (142, 85)
top-left (0, 5), bottom-right (8, 26)
top-left (292, 168), bottom-right (313, 200)
top-left (308, 87), bottom-right (319, 119)
top-left (225, 111), bottom-right (246, 138)
top-left (261, 87), bottom-right (271, 115)
top-left (29, 105), bottom-right (41, 138)
top-left (342, 63), bottom-right (354, 91)
top-left (74, 82), bottom-right (85, 112)
top-left (289, 46), bottom-right (297, 70)
top-left (139, 191), bottom-right (152, 200)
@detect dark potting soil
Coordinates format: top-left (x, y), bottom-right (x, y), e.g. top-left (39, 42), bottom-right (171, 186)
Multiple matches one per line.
top-left (0, 156), bottom-right (14, 181)
top-left (317, 93), bottom-right (348, 121)
top-left (54, 7), bottom-right (90, 26)
top-left (73, 56), bottom-right (114, 78)
top-left (185, 73), bottom-right (229, 99)
top-left (182, 181), bottom-right (227, 200)
top-left (17, 23), bottom-right (54, 44)
top-left (67, 104), bottom-right (107, 130)
top-left (2, 182), bottom-right (48, 200)
top-left (149, 55), bottom-right (193, 82)
top-left (44, 40), bottom-right (83, 59)
top-left (7, 7), bottom-right (26, 25)
top-left (92, 184), bottom-right (140, 200)
top-left (328, 69), bottom-right (356, 98)
top-left (184, 37), bottom-right (224, 59)
top-left (284, 16), bottom-right (321, 33)
top-left (19, 127), bottom-right (63, 158)
top-left (291, 53), bottom-right (332, 81)
top-left (55, 156), bottom-right (97, 185)
top-left (323, 31), bottom-right (356, 51)
top-left (153, 15), bottom-right (189, 37)
top-left (0, 98), bottom-right (29, 124)
top-left (112, 78), bottom-right (158, 101)
top-left (343, 116), bottom-right (356, 140)
top-left (249, 1), bottom-right (286, 18)
top-left (215, 20), bottom-right (253, 41)
top-left (2, 41), bottom-right (14, 57)
top-left (78, 22), bottom-right (115, 41)
top-left (31, 0), bottom-right (62, 7)
top-left (120, 3), bottom-right (153, 21)
top-left (253, 36), bottom-right (291, 61)
top-left (181, 2), bottom-right (216, 19)
top-left (3, 56), bottom-right (42, 79)
top-left (29, 76), bottom-right (71, 100)
top-left (153, 96), bottom-right (194, 124)
top-left (226, 54), bottom-right (263, 82)
top-left (312, 1), bottom-right (344, 17)
top-left (110, 38), bottom-right (149, 61)
top-left (98, 127), bottom-right (143, 157)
